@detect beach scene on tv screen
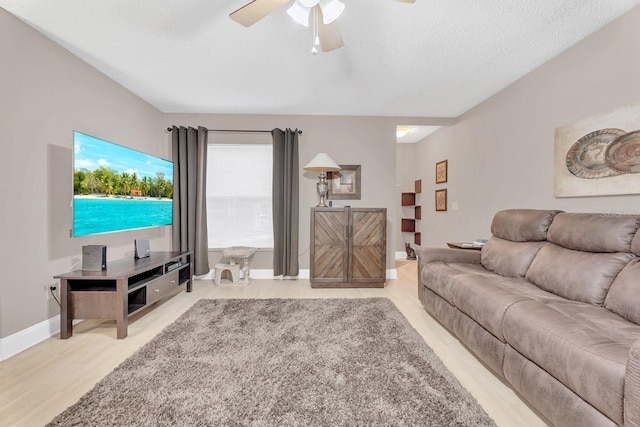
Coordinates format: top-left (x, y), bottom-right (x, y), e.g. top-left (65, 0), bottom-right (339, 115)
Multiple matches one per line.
top-left (73, 131), bottom-right (173, 237)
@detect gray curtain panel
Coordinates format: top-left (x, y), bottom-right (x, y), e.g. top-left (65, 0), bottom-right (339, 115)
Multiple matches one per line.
top-left (272, 128), bottom-right (299, 277)
top-left (171, 126), bottom-right (210, 276)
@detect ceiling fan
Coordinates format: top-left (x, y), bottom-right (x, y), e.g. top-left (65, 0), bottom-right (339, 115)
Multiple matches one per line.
top-left (230, 0), bottom-right (416, 54)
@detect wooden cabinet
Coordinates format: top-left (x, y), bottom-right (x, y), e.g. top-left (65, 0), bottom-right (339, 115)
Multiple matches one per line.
top-left (310, 207), bottom-right (386, 288)
top-left (55, 251), bottom-right (192, 339)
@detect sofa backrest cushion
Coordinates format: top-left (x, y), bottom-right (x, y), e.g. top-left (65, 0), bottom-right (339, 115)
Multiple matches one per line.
top-left (481, 237), bottom-right (546, 278)
top-left (605, 259), bottom-right (640, 324)
top-left (525, 243), bottom-right (633, 305)
top-left (547, 213), bottom-right (640, 253)
top-left (490, 209), bottom-right (562, 242)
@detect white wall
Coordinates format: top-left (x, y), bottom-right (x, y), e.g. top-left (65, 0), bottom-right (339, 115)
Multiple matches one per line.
top-left (0, 9), bottom-right (168, 339)
top-left (414, 6), bottom-right (640, 248)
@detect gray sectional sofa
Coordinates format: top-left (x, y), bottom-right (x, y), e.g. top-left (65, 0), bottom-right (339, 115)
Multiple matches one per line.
top-left (417, 209), bottom-right (640, 426)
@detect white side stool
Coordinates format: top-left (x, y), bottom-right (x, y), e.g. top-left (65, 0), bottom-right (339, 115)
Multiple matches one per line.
top-left (223, 247), bottom-right (256, 284)
top-left (214, 263), bottom-right (240, 286)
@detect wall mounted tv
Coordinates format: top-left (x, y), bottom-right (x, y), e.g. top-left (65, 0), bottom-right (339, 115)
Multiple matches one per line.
top-left (73, 131), bottom-right (174, 237)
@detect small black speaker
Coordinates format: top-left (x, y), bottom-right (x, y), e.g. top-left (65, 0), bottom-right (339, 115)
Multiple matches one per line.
top-left (135, 238), bottom-right (150, 259)
top-left (82, 245), bottom-right (107, 271)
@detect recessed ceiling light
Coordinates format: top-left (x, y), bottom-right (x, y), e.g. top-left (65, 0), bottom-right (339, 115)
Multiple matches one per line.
top-left (396, 127), bottom-right (410, 138)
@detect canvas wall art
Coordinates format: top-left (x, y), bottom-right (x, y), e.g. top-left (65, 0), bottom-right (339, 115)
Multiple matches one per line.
top-left (554, 104), bottom-right (640, 197)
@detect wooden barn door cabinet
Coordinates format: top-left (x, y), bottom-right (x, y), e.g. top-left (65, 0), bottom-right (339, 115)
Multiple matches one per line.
top-left (310, 207), bottom-right (386, 288)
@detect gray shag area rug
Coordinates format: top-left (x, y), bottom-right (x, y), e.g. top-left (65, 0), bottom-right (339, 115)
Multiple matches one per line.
top-left (48, 298), bottom-right (496, 426)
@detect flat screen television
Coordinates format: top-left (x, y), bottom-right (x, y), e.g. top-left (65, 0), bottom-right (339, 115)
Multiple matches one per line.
top-left (73, 131), bottom-right (174, 237)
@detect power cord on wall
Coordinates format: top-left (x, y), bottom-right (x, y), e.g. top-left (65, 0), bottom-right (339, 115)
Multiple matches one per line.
top-left (50, 286), bottom-right (61, 307)
top-left (48, 260), bottom-right (81, 308)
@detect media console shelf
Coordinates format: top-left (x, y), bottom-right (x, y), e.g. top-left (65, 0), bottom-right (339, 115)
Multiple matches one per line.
top-left (55, 251), bottom-right (193, 339)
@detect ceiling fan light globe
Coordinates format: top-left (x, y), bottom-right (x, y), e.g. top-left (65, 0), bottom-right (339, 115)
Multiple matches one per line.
top-left (287, 2), bottom-right (311, 27)
top-left (299, 0), bottom-right (320, 7)
top-left (319, 0), bottom-right (345, 24)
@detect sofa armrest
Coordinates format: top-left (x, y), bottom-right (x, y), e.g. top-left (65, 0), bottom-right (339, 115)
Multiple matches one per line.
top-left (626, 339), bottom-right (640, 426)
top-left (416, 247), bottom-right (481, 265)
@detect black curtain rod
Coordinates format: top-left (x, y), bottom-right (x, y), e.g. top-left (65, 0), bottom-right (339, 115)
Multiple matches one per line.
top-left (166, 127), bottom-right (302, 134)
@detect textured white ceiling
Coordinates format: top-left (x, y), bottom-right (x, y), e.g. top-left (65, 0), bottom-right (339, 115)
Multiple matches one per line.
top-left (2, 0), bottom-right (639, 117)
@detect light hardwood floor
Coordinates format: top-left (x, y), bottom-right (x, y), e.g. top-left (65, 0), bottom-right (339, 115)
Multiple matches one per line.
top-left (0, 259), bottom-right (548, 426)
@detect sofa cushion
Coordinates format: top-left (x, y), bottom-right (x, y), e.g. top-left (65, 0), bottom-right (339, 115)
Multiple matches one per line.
top-left (503, 300), bottom-right (640, 425)
top-left (419, 261), bottom-right (490, 306)
top-left (480, 237), bottom-right (545, 278)
top-left (525, 243), bottom-right (633, 305)
top-left (547, 212), bottom-right (640, 253)
top-left (451, 274), bottom-right (565, 341)
top-left (605, 259), bottom-right (640, 324)
top-left (490, 209), bottom-right (561, 242)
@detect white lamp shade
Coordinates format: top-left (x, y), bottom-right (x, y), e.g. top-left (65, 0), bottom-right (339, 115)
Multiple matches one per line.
top-left (319, 0), bottom-right (345, 24)
top-left (287, 2), bottom-right (311, 27)
top-left (303, 153), bottom-right (341, 172)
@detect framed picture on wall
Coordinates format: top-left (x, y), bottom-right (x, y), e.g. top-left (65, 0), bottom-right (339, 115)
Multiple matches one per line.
top-left (554, 103), bottom-right (640, 197)
top-left (328, 165), bottom-right (361, 200)
top-left (435, 189), bottom-right (447, 211)
top-left (436, 160), bottom-right (448, 184)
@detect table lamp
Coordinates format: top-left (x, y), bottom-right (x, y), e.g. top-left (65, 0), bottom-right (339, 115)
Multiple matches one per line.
top-left (303, 153), bottom-right (341, 207)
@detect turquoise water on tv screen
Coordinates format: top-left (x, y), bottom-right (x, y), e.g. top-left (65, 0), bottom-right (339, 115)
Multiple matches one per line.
top-left (73, 197), bottom-right (172, 237)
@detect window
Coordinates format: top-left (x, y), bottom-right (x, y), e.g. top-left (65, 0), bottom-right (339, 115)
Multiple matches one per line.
top-left (206, 144), bottom-right (273, 249)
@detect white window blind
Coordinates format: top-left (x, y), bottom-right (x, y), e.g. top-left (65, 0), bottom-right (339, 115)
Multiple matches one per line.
top-left (206, 144), bottom-right (273, 249)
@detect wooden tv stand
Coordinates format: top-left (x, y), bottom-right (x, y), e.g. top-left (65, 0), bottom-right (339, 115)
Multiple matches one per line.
top-left (55, 251), bottom-right (193, 339)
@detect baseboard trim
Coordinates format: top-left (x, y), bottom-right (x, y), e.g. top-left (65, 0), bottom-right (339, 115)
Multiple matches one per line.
top-left (0, 315), bottom-right (61, 361)
top-left (198, 268), bottom-right (311, 281)
top-left (199, 268), bottom-right (396, 280)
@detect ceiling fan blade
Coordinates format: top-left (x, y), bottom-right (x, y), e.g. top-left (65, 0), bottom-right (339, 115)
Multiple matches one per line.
top-left (317, 7), bottom-right (344, 52)
top-left (229, 0), bottom-right (290, 27)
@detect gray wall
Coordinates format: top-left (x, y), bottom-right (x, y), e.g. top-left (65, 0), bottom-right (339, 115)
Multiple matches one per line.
top-left (413, 6), bottom-right (640, 248)
top-left (0, 9), bottom-right (169, 338)
top-left (395, 143), bottom-right (418, 253)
